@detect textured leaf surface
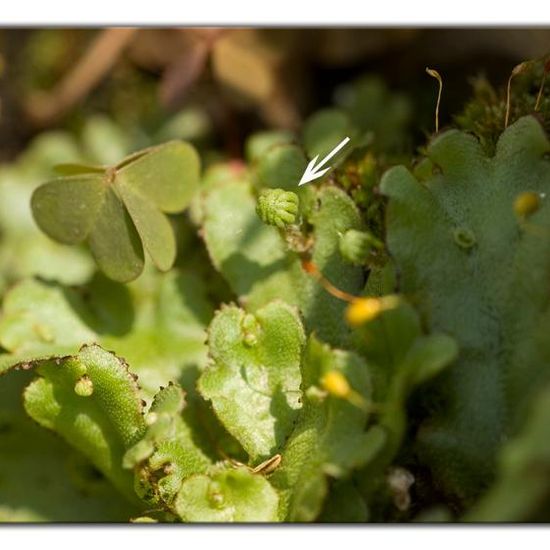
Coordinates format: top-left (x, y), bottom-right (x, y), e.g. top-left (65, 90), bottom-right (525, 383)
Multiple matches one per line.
top-left (381, 115), bottom-right (550, 502)
top-left (201, 177), bottom-right (364, 347)
top-left (23, 344), bottom-right (146, 501)
top-left (199, 301), bottom-right (305, 460)
top-left (270, 336), bottom-right (384, 521)
top-left (0, 368), bottom-right (137, 522)
top-left (130, 383), bottom-right (213, 507)
top-left (0, 270), bottom-right (213, 398)
top-left (175, 466), bottom-right (279, 522)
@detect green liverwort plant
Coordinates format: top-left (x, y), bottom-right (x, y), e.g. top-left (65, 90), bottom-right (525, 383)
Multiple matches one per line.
top-left (4, 64), bottom-right (550, 523)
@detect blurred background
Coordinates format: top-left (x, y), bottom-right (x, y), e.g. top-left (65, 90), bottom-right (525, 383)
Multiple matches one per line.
top-left (1, 28), bottom-right (550, 161)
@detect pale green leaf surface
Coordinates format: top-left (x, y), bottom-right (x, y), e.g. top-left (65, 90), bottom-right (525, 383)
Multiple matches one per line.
top-left (23, 344), bottom-right (146, 502)
top-left (256, 144), bottom-right (308, 190)
top-left (175, 467), bottom-right (279, 522)
top-left (31, 175), bottom-right (106, 245)
top-left (0, 368), bottom-right (137, 522)
top-left (199, 301), bottom-right (305, 460)
top-left (381, 115), bottom-right (550, 502)
top-left (270, 336), bottom-right (384, 521)
top-left (117, 183), bottom-right (176, 271)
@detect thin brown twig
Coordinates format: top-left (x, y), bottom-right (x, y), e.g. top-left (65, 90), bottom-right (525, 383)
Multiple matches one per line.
top-left (25, 28), bottom-right (137, 127)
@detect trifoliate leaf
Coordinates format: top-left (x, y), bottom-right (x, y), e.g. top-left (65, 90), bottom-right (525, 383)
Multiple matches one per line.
top-left (31, 141), bottom-right (200, 282)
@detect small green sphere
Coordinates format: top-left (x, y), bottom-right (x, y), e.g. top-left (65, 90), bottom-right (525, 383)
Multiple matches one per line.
top-left (256, 188), bottom-right (299, 228)
top-left (74, 375), bottom-right (94, 397)
top-left (339, 229), bottom-right (373, 265)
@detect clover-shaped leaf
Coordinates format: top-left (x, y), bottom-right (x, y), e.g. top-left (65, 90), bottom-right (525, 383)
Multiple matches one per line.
top-left (31, 141), bottom-right (200, 282)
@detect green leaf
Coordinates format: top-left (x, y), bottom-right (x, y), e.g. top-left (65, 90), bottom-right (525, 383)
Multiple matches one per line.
top-left (0, 368), bottom-right (137, 522)
top-left (128, 383), bottom-right (213, 507)
top-left (31, 175), bottom-right (106, 245)
top-left (270, 336), bottom-right (384, 522)
top-left (87, 186), bottom-right (145, 282)
top-left (256, 144), bottom-right (307, 190)
top-left (351, 303), bottom-right (457, 495)
top-left (381, 115), bottom-right (550, 502)
top-left (201, 178), bottom-right (299, 309)
top-left (335, 75), bottom-right (412, 152)
top-left (303, 108), bottom-right (355, 160)
top-left (116, 141), bottom-right (200, 213)
top-left (201, 176), bottom-right (364, 347)
top-left (245, 130), bottom-right (294, 163)
top-left (23, 344), bottom-right (147, 502)
top-left (31, 141), bottom-right (201, 282)
top-left (199, 301), bottom-right (305, 461)
top-left (174, 466), bottom-right (279, 522)
top-left (0, 270), bottom-right (213, 399)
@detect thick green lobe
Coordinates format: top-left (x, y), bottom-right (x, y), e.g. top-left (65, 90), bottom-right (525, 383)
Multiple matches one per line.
top-left (199, 301), bottom-right (304, 460)
top-left (175, 467), bottom-right (279, 522)
top-left (23, 344), bottom-right (146, 502)
top-left (88, 186), bottom-right (145, 282)
top-left (31, 175), bottom-right (106, 244)
top-left (201, 179), bottom-right (299, 308)
top-left (381, 115), bottom-right (550, 503)
top-left (245, 130), bottom-right (294, 163)
top-left (0, 270), bottom-right (213, 399)
top-left (256, 144), bottom-right (307, 190)
top-left (0, 278), bottom-right (96, 372)
top-left (129, 384), bottom-right (213, 507)
top-left (201, 176), bottom-right (364, 347)
top-left (270, 336), bottom-right (384, 522)
top-left (335, 76), bottom-right (412, 152)
top-left (303, 108), bottom-right (355, 160)
top-left (300, 185), bottom-right (365, 346)
top-left (0, 368), bottom-right (137, 522)
top-left (349, 303), bottom-right (456, 511)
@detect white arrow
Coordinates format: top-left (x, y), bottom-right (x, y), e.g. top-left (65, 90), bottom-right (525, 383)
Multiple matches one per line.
top-left (298, 136), bottom-right (351, 186)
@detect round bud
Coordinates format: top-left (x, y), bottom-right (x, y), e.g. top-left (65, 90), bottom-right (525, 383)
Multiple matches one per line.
top-left (345, 295), bottom-right (401, 327)
top-left (321, 371), bottom-right (351, 398)
top-left (74, 375), bottom-right (94, 397)
top-left (514, 191), bottom-right (541, 219)
top-left (256, 188), bottom-right (299, 228)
